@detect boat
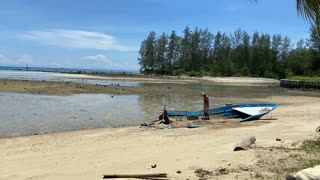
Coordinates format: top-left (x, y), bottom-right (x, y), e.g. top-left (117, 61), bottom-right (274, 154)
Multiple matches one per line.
top-left (166, 103), bottom-right (278, 122)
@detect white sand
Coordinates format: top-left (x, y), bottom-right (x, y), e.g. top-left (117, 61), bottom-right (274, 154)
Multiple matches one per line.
top-left (54, 73), bottom-right (279, 85)
top-left (0, 95), bottom-right (319, 180)
top-left (202, 76), bottom-right (279, 85)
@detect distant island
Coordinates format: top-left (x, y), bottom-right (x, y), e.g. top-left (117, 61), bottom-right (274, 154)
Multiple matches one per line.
top-left (0, 66), bottom-right (139, 76)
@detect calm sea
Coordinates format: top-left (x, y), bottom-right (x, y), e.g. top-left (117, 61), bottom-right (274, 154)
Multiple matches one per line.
top-left (0, 66), bottom-right (139, 74)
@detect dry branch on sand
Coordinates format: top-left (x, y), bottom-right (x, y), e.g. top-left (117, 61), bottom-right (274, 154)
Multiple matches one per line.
top-left (234, 136), bottom-right (256, 151)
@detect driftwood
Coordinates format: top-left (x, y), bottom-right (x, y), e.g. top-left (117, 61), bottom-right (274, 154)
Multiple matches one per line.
top-left (316, 126), bottom-right (320, 132)
top-left (234, 136), bottom-right (256, 151)
top-left (158, 110), bottom-right (170, 124)
top-left (103, 173), bottom-right (167, 179)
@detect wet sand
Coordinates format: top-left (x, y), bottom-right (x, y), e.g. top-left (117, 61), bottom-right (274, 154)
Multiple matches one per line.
top-left (0, 76), bottom-right (280, 96)
top-left (0, 79), bottom-right (175, 96)
top-left (1, 95), bottom-right (320, 179)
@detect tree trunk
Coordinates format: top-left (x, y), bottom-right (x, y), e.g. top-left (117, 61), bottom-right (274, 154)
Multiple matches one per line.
top-left (234, 136), bottom-right (256, 151)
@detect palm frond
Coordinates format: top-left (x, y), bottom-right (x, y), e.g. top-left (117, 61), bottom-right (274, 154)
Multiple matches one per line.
top-left (297, 0), bottom-right (320, 32)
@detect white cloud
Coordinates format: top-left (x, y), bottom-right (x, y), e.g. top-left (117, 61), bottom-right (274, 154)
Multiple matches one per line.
top-left (41, 62), bottom-right (63, 68)
top-left (20, 29), bottom-right (137, 51)
top-left (82, 54), bottom-right (113, 68)
top-left (82, 54), bottom-right (109, 63)
top-left (0, 53), bottom-right (33, 66)
top-left (17, 54), bottom-right (33, 64)
top-left (0, 54), bottom-right (8, 64)
top-left (81, 54), bottom-right (139, 70)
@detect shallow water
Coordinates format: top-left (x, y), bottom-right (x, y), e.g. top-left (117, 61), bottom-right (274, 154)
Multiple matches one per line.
top-left (0, 93), bottom-right (220, 138)
top-left (0, 70), bottom-right (304, 138)
top-left (0, 88), bottom-right (278, 138)
top-left (0, 93), bottom-right (139, 137)
top-left (0, 70), bottom-right (141, 86)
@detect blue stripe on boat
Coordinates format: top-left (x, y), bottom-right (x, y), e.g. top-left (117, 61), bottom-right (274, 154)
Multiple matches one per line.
top-left (167, 103), bottom-right (278, 122)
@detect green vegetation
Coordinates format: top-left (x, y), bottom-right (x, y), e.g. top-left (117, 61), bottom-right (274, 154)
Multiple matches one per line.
top-left (138, 26), bottom-right (320, 79)
top-left (296, 0), bottom-right (320, 34)
top-left (291, 76), bottom-right (320, 82)
top-left (300, 137), bottom-right (320, 153)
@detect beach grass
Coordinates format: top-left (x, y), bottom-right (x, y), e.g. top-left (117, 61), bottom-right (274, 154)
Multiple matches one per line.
top-left (290, 76), bottom-right (320, 82)
top-left (255, 137), bottom-right (320, 178)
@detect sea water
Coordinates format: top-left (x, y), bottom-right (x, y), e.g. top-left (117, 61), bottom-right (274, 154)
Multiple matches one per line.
top-left (0, 93), bottom-right (210, 138)
top-left (0, 69), bottom-right (297, 138)
top-left (0, 70), bottom-right (141, 86)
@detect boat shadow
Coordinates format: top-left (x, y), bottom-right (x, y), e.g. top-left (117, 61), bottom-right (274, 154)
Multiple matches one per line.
top-left (258, 118), bottom-right (278, 121)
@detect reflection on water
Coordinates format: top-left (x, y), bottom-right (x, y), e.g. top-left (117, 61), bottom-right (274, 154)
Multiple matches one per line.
top-left (0, 70), bottom-right (290, 138)
top-left (0, 93), bottom-right (142, 138)
top-left (0, 87), bottom-right (271, 138)
top-left (0, 93), bottom-right (208, 137)
top-left (0, 93), bottom-right (211, 138)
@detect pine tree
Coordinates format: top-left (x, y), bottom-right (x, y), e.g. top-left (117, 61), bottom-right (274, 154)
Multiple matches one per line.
top-left (155, 33), bottom-right (168, 73)
top-left (167, 31), bottom-right (181, 71)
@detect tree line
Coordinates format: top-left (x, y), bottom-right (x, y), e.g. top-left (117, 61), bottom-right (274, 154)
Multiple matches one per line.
top-left (138, 26), bottom-right (320, 79)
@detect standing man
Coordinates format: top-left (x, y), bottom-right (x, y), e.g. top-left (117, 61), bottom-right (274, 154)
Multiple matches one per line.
top-left (202, 92), bottom-right (210, 120)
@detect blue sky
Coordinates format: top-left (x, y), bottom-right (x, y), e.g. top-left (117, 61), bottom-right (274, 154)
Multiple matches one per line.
top-left (0, 0), bottom-right (311, 70)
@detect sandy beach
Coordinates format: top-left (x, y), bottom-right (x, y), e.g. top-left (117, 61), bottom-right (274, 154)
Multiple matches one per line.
top-left (1, 0), bottom-right (320, 179)
top-left (0, 93), bottom-right (319, 179)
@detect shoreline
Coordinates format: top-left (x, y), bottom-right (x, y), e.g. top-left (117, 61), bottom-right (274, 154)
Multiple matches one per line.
top-left (55, 72), bottom-right (280, 85)
top-left (0, 79), bottom-right (175, 96)
top-left (0, 75), bottom-right (280, 96)
top-left (1, 118), bottom-right (271, 139)
top-left (1, 77), bottom-right (318, 98)
top-left (1, 95), bottom-right (320, 179)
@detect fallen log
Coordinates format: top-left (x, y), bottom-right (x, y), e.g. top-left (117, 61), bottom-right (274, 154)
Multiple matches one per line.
top-left (316, 126), bottom-right (320, 132)
top-left (234, 136), bottom-right (256, 151)
top-left (103, 173), bottom-right (167, 179)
